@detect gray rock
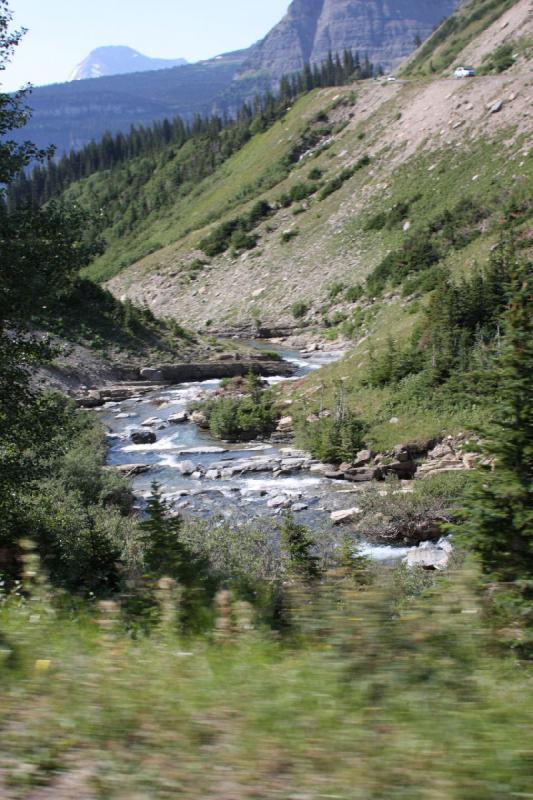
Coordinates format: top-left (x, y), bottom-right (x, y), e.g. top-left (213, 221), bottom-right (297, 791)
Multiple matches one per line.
top-left (267, 495), bottom-right (290, 509)
top-left (109, 463), bottom-right (150, 476)
top-left (140, 368), bottom-right (164, 382)
top-left (176, 460), bottom-right (196, 476)
top-left (168, 412), bottom-right (189, 424)
top-left (205, 469), bottom-right (220, 480)
top-left (352, 449), bottom-right (374, 467)
top-left (490, 99), bottom-right (503, 114)
top-left (130, 430), bottom-right (157, 445)
top-left (291, 502), bottom-right (309, 512)
top-left (331, 507), bottom-right (362, 524)
top-left (141, 416), bottom-right (165, 427)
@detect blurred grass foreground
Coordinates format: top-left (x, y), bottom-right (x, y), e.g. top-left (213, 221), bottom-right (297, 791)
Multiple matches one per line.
top-left (1, 557), bottom-right (532, 800)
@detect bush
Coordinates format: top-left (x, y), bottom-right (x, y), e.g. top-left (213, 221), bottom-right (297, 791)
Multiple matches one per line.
top-left (481, 42), bottom-right (515, 74)
top-left (328, 281), bottom-right (345, 301)
top-left (281, 229), bottom-right (300, 243)
top-left (203, 395), bottom-right (277, 442)
top-left (345, 285), bottom-right (364, 303)
top-left (291, 300), bottom-right (309, 319)
top-left (299, 412), bottom-right (367, 464)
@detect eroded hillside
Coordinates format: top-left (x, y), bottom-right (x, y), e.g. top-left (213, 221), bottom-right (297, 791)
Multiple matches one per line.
top-left (105, 0), bottom-right (531, 336)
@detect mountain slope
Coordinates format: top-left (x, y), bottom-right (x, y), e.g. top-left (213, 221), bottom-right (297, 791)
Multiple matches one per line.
top-left (13, 0), bottom-right (462, 154)
top-left (69, 46), bottom-right (187, 81)
top-left (242, 0), bottom-right (461, 76)
top-left (95, 0), bottom-right (531, 331)
top-left (14, 51), bottom-right (260, 153)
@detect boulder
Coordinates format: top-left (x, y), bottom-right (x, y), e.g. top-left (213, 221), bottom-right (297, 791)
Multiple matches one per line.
top-left (352, 449), bottom-right (374, 467)
top-left (176, 460), bottom-right (196, 476)
top-left (276, 415), bottom-right (294, 432)
top-left (110, 463), bottom-right (150, 477)
top-left (141, 417), bottom-right (165, 428)
top-left (168, 412), bottom-right (188, 424)
top-left (331, 507), bottom-right (362, 525)
top-left (344, 467), bottom-right (383, 482)
top-left (381, 460), bottom-right (417, 479)
top-left (291, 502), bottom-right (308, 512)
top-left (130, 430), bottom-right (157, 445)
top-left (267, 495), bottom-right (290, 509)
top-left (190, 410), bottom-right (209, 428)
top-left (205, 469), bottom-right (220, 480)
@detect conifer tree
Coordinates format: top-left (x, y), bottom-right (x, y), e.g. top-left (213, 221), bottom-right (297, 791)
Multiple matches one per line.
top-left (453, 253), bottom-right (532, 582)
top-left (281, 513), bottom-right (321, 581)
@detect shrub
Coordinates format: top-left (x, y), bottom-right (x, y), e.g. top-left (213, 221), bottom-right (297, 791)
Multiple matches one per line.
top-left (206, 395), bottom-right (277, 442)
top-left (307, 167), bottom-right (323, 181)
top-left (481, 42), bottom-right (515, 74)
top-left (291, 300), bottom-right (309, 319)
top-left (328, 281), bottom-right (345, 301)
top-left (299, 412), bottom-right (367, 464)
top-left (345, 285), bottom-right (364, 303)
top-left (281, 229), bottom-right (300, 244)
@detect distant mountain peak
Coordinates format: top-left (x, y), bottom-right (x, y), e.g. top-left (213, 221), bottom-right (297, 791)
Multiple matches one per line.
top-left (69, 46), bottom-right (188, 81)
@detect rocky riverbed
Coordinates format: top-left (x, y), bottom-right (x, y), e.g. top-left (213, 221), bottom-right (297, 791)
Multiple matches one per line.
top-left (99, 341), bottom-right (462, 566)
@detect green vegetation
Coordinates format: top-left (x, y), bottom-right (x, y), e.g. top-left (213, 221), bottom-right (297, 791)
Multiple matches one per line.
top-left (450, 255), bottom-right (533, 587)
top-left (479, 41), bottom-right (516, 73)
top-left (190, 376), bottom-right (278, 442)
top-left (297, 407), bottom-right (367, 464)
top-left (1, 4), bottom-right (533, 795)
top-left (198, 199), bottom-right (272, 257)
top-left (319, 155), bottom-right (370, 201)
top-left (402, 0), bottom-right (518, 76)
top-left (291, 300), bottom-right (309, 319)
top-left (366, 197), bottom-right (489, 296)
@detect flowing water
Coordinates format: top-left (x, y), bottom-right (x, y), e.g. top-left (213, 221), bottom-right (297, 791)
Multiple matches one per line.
top-left (100, 343), bottom-right (412, 561)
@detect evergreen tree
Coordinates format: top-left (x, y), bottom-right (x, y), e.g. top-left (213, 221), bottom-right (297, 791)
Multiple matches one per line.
top-left (281, 513), bottom-right (321, 580)
top-left (452, 254), bottom-right (533, 582)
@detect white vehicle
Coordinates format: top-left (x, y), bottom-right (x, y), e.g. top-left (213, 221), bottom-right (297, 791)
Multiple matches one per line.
top-left (454, 66), bottom-right (476, 78)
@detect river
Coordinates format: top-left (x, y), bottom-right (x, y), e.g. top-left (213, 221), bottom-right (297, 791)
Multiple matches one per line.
top-left (100, 343), bottom-right (413, 562)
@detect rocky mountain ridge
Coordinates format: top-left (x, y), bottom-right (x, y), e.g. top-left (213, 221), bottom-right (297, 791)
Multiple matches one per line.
top-left (243, 0), bottom-right (461, 75)
top-left (69, 46), bottom-right (188, 81)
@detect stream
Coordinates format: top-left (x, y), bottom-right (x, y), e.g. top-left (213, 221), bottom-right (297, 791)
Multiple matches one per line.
top-left (100, 343), bottom-right (413, 562)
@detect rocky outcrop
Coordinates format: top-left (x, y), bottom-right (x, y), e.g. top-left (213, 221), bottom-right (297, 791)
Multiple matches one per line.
top-left (243, 0), bottom-right (460, 76)
top-left (76, 359), bottom-right (292, 408)
top-left (321, 436), bottom-right (478, 483)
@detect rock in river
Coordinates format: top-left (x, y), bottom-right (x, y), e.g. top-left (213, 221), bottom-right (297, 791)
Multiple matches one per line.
top-left (331, 507), bottom-right (363, 525)
top-left (130, 430), bottom-right (157, 445)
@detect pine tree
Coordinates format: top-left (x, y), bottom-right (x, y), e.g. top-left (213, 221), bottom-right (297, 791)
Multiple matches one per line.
top-left (452, 254), bottom-right (533, 582)
top-left (281, 513), bottom-right (321, 581)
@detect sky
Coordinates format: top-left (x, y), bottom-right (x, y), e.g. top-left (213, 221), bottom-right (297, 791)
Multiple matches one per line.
top-left (2, 0), bottom-right (290, 91)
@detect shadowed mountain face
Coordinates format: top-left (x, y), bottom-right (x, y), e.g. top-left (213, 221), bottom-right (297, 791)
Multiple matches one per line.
top-left (69, 46), bottom-right (188, 81)
top-left (243, 0), bottom-right (461, 75)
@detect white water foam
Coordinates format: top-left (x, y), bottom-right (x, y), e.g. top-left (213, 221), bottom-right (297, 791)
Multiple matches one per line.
top-left (359, 544), bottom-right (414, 562)
top-left (122, 433), bottom-right (181, 453)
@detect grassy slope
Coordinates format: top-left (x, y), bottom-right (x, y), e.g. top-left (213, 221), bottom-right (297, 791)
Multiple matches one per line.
top-left (401, 0), bottom-right (519, 76)
top-left (64, 0), bottom-right (532, 445)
